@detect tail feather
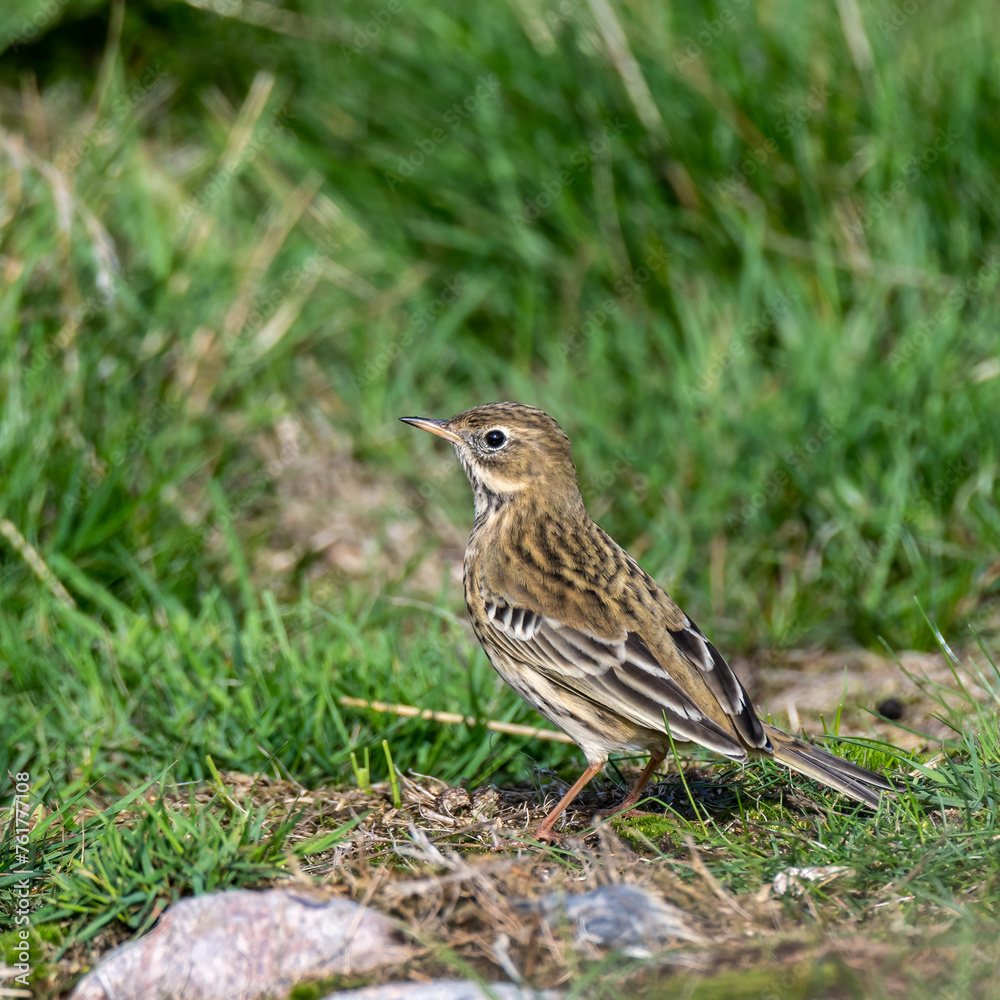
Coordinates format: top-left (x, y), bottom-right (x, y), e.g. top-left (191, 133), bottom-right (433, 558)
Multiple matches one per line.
top-left (761, 723), bottom-right (894, 809)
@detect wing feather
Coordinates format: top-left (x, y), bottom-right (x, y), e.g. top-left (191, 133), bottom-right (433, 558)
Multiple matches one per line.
top-left (481, 597), bottom-right (747, 758)
top-left (669, 616), bottom-right (768, 748)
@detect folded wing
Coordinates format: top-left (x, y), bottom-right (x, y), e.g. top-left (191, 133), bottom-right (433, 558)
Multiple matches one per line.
top-left (666, 614), bottom-right (769, 750)
top-left (481, 595), bottom-right (755, 760)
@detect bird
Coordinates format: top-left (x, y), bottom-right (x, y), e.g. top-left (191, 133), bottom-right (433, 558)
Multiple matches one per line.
top-left (400, 402), bottom-right (893, 841)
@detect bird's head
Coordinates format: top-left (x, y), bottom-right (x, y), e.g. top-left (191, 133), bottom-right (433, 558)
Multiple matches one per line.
top-left (401, 402), bottom-right (583, 514)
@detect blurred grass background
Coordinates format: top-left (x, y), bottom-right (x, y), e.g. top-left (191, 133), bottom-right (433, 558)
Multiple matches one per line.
top-left (1, 0), bottom-right (998, 778)
top-left (3, 0), bottom-right (1000, 770)
top-left (2, 0), bottom-right (1000, 988)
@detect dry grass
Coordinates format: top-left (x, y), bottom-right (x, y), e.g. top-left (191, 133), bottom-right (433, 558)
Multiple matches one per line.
top-left (39, 758), bottom-right (999, 998)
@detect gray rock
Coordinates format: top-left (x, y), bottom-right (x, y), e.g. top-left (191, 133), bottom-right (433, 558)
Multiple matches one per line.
top-left (521, 883), bottom-right (703, 957)
top-left (322, 982), bottom-right (561, 1000)
top-left (71, 887), bottom-right (410, 1000)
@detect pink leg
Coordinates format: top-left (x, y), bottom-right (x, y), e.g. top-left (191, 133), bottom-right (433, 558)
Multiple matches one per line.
top-left (596, 752), bottom-right (666, 820)
top-left (534, 762), bottom-right (603, 842)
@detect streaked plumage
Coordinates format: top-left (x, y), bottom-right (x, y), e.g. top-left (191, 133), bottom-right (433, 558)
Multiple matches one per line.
top-left (401, 402), bottom-right (893, 840)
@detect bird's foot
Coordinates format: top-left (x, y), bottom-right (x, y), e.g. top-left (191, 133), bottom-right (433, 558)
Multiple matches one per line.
top-left (487, 826), bottom-right (565, 849)
top-left (532, 824), bottom-right (564, 844)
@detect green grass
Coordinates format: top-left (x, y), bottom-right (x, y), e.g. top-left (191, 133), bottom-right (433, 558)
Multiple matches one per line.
top-left (1, 0), bottom-right (1000, 994)
top-left (11, 771), bottom-right (362, 945)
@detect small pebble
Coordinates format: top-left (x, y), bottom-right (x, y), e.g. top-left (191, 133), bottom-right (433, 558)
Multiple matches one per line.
top-left (876, 697), bottom-right (904, 720)
top-left (470, 785), bottom-right (500, 817)
top-left (436, 786), bottom-right (472, 814)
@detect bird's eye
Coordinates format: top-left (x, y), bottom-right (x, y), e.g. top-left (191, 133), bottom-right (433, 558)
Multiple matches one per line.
top-left (483, 429), bottom-right (507, 449)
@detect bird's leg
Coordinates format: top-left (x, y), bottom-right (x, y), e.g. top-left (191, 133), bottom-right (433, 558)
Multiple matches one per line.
top-left (534, 762), bottom-right (603, 842)
top-left (595, 752), bottom-right (666, 821)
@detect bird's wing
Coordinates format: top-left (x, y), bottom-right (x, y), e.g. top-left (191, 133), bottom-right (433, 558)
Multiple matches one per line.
top-left (659, 612), bottom-right (769, 750)
top-left (479, 594), bottom-right (751, 759)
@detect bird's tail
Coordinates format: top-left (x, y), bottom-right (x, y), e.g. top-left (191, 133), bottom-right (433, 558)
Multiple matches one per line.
top-left (761, 723), bottom-right (894, 809)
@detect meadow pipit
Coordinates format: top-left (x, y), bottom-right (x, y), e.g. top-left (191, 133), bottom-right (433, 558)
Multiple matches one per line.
top-left (402, 402), bottom-right (893, 841)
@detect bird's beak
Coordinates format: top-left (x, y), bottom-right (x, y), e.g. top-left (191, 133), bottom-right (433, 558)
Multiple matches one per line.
top-left (399, 416), bottom-right (463, 444)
